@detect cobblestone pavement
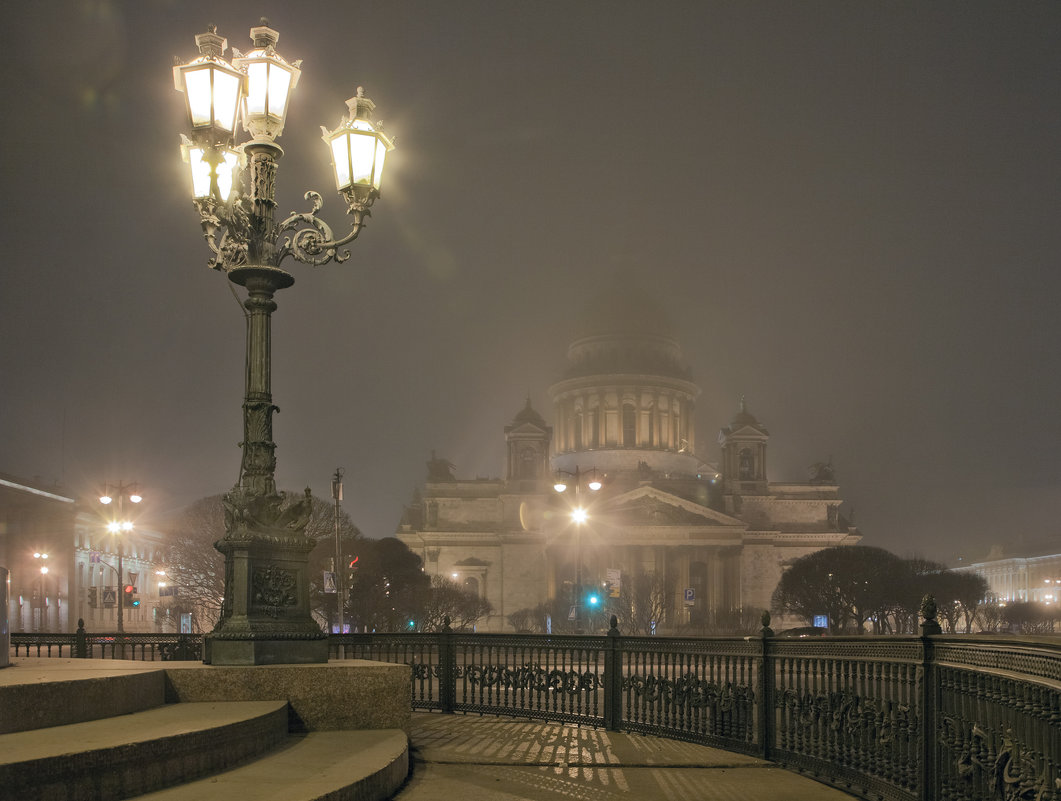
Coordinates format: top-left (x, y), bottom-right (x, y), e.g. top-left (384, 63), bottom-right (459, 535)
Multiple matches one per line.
top-left (392, 713), bottom-right (858, 801)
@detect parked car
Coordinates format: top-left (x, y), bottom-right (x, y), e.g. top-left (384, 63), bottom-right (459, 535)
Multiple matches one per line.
top-left (778, 626), bottom-right (828, 638)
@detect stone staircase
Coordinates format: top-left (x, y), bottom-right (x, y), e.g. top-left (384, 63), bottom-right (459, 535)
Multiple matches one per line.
top-left (0, 659), bottom-right (409, 801)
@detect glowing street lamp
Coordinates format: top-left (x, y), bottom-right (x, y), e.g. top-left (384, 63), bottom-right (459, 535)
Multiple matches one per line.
top-left (100, 484), bottom-right (142, 640)
top-left (173, 20), bottom-right (396, 665)
top-left (553, 466), bottom-right (602, 633)
top-left (33, 552), bottom-right (49, 632)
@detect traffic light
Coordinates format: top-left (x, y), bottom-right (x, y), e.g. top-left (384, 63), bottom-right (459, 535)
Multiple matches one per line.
top-left (123, 584), bottom-right (135, 607)
top-left (87, 587), bottom-right (98, 607)
top-left (586, 591), bottom-right (601, 608)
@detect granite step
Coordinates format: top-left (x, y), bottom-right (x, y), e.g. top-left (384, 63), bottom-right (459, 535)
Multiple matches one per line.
top-left (128, 729), bottom-right (410, 801)
top-left (0, 664), bottom-right (165, 734)
top-left (0, 699), bottom-right (289, 801)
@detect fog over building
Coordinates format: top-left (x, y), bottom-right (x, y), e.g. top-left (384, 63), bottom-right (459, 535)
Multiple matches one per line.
top-left (398, 297), bottom-right (861, 632)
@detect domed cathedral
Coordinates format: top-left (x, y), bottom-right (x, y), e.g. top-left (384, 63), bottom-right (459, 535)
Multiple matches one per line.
top-left (398, 302), bottom-right (860, 633)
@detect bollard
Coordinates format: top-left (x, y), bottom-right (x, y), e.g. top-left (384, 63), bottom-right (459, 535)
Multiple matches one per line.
top-left (75, 619), bottom-right (88, 658)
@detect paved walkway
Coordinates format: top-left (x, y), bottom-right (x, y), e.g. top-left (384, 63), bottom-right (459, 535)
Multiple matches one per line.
top-left (394, 713), bottom-right (858, 801)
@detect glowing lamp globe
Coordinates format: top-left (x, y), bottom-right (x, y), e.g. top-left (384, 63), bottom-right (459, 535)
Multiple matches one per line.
top-left (323, 88), bottom-right (394, 204)
top-left (233, 23), bottom-right (301, 140)
top-left (173, 27), bottom-right (244, 144)
top-left (181, 139), bottom-right (243, 201)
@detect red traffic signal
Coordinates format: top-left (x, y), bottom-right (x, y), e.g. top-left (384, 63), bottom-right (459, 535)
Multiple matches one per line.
top-left (124, 585), bottom-right (135, 595)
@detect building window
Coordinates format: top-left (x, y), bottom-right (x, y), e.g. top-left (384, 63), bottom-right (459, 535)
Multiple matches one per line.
top-left (574, 413), bottom-right (583, 451)
top-left (520, 447), bottom-right (538, 479)
top-left (622, 404), bottom-right (636, 448)
top-left (739, 448), bottom-right (754, 479)
top-left (464, 576), bottom-right (480, 597)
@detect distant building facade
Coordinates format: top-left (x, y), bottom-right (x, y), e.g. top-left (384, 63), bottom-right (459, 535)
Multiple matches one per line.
top-left (953, 549), bottom-right (1061, 606)
top-left (1, 473), bottom-right (169, 633)
top-left (397, 328), bottom-right (860, 632)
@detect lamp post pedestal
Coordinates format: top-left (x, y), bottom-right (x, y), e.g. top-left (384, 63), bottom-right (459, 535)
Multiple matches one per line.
top-left (206, 526), bottom-right (328, 665)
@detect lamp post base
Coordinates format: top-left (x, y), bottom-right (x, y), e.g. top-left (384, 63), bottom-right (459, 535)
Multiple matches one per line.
top-left (204, 488), bottom-right (328, 666)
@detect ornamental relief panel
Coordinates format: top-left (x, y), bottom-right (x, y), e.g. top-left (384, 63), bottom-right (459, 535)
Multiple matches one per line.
top-left (939, 716), bottom-right (1059, 801)
top-left (251, 564), bottom-right (298, 616)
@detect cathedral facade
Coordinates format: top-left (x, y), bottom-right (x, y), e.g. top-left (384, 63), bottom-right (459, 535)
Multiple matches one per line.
top-left (397, 330), bottom-right (860, 633)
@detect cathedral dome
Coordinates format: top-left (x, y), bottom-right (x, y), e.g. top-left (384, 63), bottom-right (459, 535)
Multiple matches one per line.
top-left (563, 333), bottom-right (692, 382)
top-left (548, 294), bottom-right (702, 477)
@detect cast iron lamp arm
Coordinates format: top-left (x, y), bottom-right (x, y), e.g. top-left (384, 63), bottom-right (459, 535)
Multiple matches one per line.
top-left (275, 191), bottom-right (369, 267)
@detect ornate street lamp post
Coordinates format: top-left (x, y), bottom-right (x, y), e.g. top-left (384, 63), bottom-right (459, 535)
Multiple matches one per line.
top-left (553, 467), bottom-right (602, 633)
top-left (100, 483), bottom-right (142, 656)
top-left (33, 553), bottom-right (48, 632)
top-left (174, 21), bottom-right (394, 665)
top-left (331, 467), bottom-right (345, 634)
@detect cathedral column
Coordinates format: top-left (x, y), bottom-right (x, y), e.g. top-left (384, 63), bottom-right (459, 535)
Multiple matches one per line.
top-left (711, 551), bottom-right (724, 619)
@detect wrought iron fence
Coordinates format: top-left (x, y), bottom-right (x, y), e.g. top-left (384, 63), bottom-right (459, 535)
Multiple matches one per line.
top-left (330, 624), bottom-right (1060, 801)
top-left (11, 625), bottom-right (203, 661)
top-left (10, 621), bottom-right (1060, 801)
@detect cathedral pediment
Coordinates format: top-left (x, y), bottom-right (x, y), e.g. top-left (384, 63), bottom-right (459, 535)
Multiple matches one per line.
top-left (603, 486), bottom-right (744, 528)
top-left (507, 421), bottom-right (549, 436)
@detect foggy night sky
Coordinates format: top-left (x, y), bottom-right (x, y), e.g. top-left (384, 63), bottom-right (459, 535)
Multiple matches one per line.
top-left (2, 2), bottom-right (1059, 565)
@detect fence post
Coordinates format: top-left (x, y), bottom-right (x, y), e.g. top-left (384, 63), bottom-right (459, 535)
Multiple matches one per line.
top-left (439, 616), bottom-right (455, 713)
top-left (758, 610), bottom-right (775, 760)
top-left (75, 618), bottom-right (88, 659)
top-left (603, 615), bottom-right (622, 731)
top-left (919, 596), bottom-right (941, 801)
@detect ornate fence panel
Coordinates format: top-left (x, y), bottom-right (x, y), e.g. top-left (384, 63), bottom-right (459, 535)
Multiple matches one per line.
top-left (11, 633), bottom-right (78, 658)
top-left (450, 632), bottom-right (606, 726)
top-left (12, 631), bottom-right (203, 660)
top-left (618, 634), bottom-right (760, 755)
top-left (931, 638), bottom-right (1060, 801)
top-left (329, 632), bottom-right (444, 710)
top-left (769, 637), bottom-right (924, 801)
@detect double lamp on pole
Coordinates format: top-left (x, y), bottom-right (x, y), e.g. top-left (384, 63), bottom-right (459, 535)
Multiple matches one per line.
top-left (99, 483), bottom-right (142, 636)
top-left (553, 467), bottom-right (602, 632)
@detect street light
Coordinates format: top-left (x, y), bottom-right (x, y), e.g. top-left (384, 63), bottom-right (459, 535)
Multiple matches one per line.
top-left (174, 20), bottom-right (395, 665)
top-left (33, 553), bottom-right (48, 632)
top-left (100, 483), bottom-right (142, 640)
top-left (553, 466), bottom-right (601, 633)
top-left (332, 467), bottom-right (345, 634)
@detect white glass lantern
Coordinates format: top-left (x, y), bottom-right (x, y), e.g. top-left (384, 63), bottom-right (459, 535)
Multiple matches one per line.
top-left (180, 137), bottom-right (242, 202)
top-left (322, 89), bottom-right (395, 202)
top-left (233, 23), bottom-right (301, 141)
top-left (173, 28), bottom-right (244, 143)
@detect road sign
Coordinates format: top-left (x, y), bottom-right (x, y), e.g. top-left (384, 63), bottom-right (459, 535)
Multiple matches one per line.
top-left (102, 588), bottom-right (117, 607)
top-left (323, 571), bottom-right (337, 593)
top-left (606, 568), bottom-right (621, 598)
top-left (683, 587), bottom-right (695, 606)
top-left (813, 614), bottom-right (828, 628)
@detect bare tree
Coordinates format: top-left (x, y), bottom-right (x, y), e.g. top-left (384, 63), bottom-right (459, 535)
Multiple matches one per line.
top-left (165, 491), bottom-right (360, 633)
top-left (615, 572), bottom-right (672, 635)
top-left (418, 576), bottom-right (493, 632)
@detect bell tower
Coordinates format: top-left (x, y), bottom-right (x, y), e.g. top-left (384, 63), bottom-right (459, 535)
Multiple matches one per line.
top-left (505, 398), bottom-right (552, 483)
top-left (719, 397), bottom-right (770, 499)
